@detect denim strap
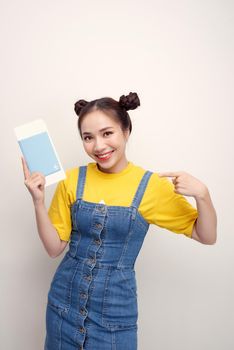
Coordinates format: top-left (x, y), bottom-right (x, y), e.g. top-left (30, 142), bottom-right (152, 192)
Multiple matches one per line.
top-left (131, 171), bottom-right (153, 209)
top-left (76, 166), bottom-right (87, 200)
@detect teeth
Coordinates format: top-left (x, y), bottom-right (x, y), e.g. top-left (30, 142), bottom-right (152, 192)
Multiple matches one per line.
top-left (97, 152), bottom-right (112, 158)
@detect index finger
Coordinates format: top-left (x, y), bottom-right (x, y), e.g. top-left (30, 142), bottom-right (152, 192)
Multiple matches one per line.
top-left (158, 171), bottom-right (182, 178)
top-left (21, 157), bottom-right (31, 180)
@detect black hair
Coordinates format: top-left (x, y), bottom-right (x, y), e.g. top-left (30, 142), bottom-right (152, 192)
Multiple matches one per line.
top-left (74, 92), bottom-right (140, 137)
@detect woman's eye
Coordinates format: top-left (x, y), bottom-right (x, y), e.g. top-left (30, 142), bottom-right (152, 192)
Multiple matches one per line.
top-left (104, 131), bottom-right (113, 137)
top-left (83, 136), bottom-right (92, 142)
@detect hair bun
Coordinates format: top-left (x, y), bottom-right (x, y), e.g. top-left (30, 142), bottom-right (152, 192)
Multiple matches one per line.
top-left (74, 99), bottom-right (89, 116)
top-left (119, 92), bottom-right (140, 111)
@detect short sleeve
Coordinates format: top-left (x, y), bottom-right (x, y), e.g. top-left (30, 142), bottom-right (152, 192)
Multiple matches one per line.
top-left (48, 169), bottom-right (77, 241)
top-left (141, 173), bottom-right (198, 238)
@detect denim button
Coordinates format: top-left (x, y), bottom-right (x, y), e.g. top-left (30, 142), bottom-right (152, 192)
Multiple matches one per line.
top-left (80, 292), bottom-right (87, 299)
top-left (94, 238), bottom-right (101, 245)
top-left (80, 308), bottom-right (87, 316)
top-left (84, 275), bottom-right (92, 281)
top-left (95, 223), bottom-right (102, 229)
top-left (79, 326), bottom-right (85, 333)
top-left (88, 258), bottom-right (96, 265)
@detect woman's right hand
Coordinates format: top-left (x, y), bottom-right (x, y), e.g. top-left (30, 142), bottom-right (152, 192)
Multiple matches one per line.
top-left (21, 157), bottom-right (46, 205)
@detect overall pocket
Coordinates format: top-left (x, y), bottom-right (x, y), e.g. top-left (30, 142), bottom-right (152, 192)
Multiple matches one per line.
top-left (102, 269), bottom-right (138, 328)
top-left (47, 253), bottom-right (78, 311)
top-left (45, 302), bottom-right (64, 350)
top-left (68, 231), bottom-right (81, 258)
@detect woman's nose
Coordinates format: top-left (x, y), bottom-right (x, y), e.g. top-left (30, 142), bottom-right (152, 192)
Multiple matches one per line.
top-left (93, 138), bottom-right (105, 153)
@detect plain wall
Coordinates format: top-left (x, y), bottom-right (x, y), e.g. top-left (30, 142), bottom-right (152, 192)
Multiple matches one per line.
top-left (1, 0), bottom-right (233, 349)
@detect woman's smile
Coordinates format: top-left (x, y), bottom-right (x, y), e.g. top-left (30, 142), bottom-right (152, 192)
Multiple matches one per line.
top-left (95, 150), bottom-right (115, 161)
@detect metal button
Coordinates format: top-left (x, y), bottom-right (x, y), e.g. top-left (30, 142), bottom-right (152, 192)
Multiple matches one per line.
top-left (94, 238), bottom-right (101, 245)
top-left (84, 275), bottom-right (92, 281)
top-left (95, 223), bottom-right (102, 229)
top-left (80, 308), bottom-right (87, 316)
top-left (88, 258), bottom-right (96, 265)
top-left (80, 292), bottom-right (87, 299)
top-left (79, 326), bottom-right (85, 333)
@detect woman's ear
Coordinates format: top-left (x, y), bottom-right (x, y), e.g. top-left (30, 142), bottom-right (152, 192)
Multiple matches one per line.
top-left (124, 129), bottom-right (130, 141)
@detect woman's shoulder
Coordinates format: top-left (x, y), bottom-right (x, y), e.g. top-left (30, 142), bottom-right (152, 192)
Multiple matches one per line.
top-left (62, 163), bottom-right (95, 186)
top-left (132, 163), bottom-right (174, 194)
top-left (64, 166), bottom-right (79, 180)
top-left (133, 163), bottom-right (161, 179)
top-left (57, 165), bottom-right (81, 191)
top-left (64, 163), bottom-right (89, 177)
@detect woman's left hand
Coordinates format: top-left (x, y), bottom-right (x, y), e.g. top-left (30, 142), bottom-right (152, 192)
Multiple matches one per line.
top-left (158, 171), bottom-right (208, 200)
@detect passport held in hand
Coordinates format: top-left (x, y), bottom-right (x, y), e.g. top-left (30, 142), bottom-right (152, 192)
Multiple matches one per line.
top-left (14, 119), bottom-right (66, 186)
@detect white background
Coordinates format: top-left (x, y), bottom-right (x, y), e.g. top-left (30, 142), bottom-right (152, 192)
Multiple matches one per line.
top-left (0, 0), bottom-right (233, 349)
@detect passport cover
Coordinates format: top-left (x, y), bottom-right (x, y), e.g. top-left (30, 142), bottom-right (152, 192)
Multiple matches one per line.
top-left (18, 131), bottom-right (61, 176)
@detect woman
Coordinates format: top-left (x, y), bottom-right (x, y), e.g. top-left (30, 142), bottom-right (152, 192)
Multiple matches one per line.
top-left (22, 92), bottom-right (217, 350)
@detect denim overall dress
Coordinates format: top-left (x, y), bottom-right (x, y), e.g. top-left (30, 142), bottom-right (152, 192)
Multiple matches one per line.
top-left (45, 165), bottom-right (153, 350)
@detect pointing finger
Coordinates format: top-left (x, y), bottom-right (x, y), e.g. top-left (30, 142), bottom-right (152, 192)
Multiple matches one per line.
top-left (158, 171), bottom-right (182, 178)
top-left (21, 157), bottom-right (31, 180)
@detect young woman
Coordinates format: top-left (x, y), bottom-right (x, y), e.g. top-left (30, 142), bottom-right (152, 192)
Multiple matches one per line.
top-left (22, 92), bottom-right (217, 350)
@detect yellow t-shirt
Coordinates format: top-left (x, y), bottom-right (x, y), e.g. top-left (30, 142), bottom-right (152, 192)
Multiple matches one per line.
top-left (48, 162), bottom-right (198, 241)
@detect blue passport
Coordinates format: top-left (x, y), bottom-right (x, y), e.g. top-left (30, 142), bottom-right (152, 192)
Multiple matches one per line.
top-left (18, 132), bottom-right (61, 176)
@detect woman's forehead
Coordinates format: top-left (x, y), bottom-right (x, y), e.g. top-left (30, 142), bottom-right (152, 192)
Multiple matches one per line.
top-left (81, 110), bottom-right (120, 131)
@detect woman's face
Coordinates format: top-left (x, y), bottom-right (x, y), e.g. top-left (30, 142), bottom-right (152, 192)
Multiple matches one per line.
top-left (80, 110), bottom-right (130, 173)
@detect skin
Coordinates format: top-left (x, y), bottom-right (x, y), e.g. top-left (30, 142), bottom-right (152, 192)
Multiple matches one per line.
top-left (158, 171), bottom-right (217, 244)
top-left (22, 110), bottom-right (217, 258)
top-left (22, 157), bottom-right (67, 257)
top-left (80, 109), bottom-right (130, 173)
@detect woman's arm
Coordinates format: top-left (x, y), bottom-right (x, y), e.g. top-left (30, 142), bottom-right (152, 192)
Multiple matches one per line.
top-left (191, 189), bottom-right (217, 244)
top-left (34, 201), bottom-right (68, 257)
top-left (159, 171), bottom-right (217, 245)
top-left (22, 157), bottom-right (68, 257)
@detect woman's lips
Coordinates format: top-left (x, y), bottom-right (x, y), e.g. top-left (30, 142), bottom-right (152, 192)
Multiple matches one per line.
top-left (95, 150), bottom-right (114, 161)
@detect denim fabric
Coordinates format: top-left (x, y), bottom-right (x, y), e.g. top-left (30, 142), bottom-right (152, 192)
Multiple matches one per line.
top-left (45, 166), bottom-right (153, 350)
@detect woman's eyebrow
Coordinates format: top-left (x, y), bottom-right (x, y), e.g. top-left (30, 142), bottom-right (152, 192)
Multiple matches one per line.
top-left (82, 127), bottom-right (114, 136)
